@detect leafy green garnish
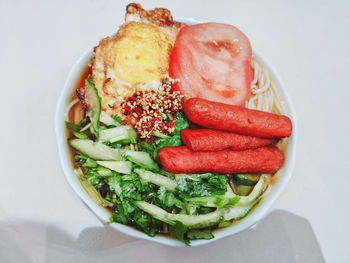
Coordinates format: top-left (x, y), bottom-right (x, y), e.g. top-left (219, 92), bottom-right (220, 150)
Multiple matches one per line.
top-left (186, 229), bottom-right (214, 240)
top-left (153, 131), bottom-right (170, 139)
top-left (151, 111), bottom-right (188, 158)
top-left (111, 115), bottom-right (123, 123)
top-left (102, 141), bottom-right (123, 148)
top-left (73, 131), bottom-right (89, 140)
top-left (218, 221), bottom-right (231, 228)
top-left (111, 205), bottom-right (162, 237)
top-left (198, 207), bottom-right (213, 214)
top-left (112, 204), bottom-right (129, 224)
top-left (165, 113), bottom-right (173, 122)
top-left (86, 169), bottom-right (100, 186)
top-left (122, 199), bottom-right (136, 215)
top-left (177, 173), bottom-right (227, 199)
top-left (157, 187), bottom-right (185, 209)
top-left (173, 221), bottom-right (189, 245)
top-left (107, 174), bottom-right (155, 201)
top-left (85, 75), bottom-right (101, 138)
top-left (66, 121), bottom-right (80, 132)
top-left (74, 155), bottom-right (88, 160)
top-left (138, 141), bottom-right (156, 154)
top-left (207, 174), bottom-right (228, 189)
top-left (110, 142), bottom-right (122, 148)
top-left (82, 158), bottom-right (98, 168)
top-left (213, 196), bottom-right (240, 208)
top-left (65, 118), bottom-right (87, 133)
top-left (97, 167), bottom-right (115, 177)
top-left (153, 135), bottom-right (182, 158)
top-left (108, 175), bottom-right (164, 237)
top-left (174, 111), bottom-right (189, 135)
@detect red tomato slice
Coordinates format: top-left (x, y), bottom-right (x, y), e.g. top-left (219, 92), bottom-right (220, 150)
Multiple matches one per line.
top-left (169, 23), bottom-right (252, 106)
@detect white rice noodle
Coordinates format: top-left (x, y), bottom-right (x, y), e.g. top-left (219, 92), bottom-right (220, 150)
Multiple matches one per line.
top-left (246, 57), bottom-right (287, 115)
top-left (65, 98), bottom-right (79, 122)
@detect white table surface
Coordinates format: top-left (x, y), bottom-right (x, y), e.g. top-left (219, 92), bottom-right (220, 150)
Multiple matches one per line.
top-left (1, 0), bottom-right (349, 262)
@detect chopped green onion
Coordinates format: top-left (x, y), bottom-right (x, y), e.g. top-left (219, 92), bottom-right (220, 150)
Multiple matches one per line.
top-left (73, 131), bottom-right (89, 139)
top-left (153, 131), bottom-right (171, 139)
top-left (80, 123), bottom-right (91, 132)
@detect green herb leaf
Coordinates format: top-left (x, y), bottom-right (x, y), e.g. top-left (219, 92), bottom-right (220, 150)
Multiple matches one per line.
top-left (111, 204), bottom-right (129, 224)
top-left (153, 131), bottom-right (171, 139)
top-left (74, 155), bottom-right (88, 160)
top-left (218, 221), bottom-right (231, 228)
top-left (165, 113), bottom-right (173, 123)
top-left (85, 75), bottom-right (101, 138)
top-left (178, 176), bottom-right (227, 199)
top-left (173, 221), bottom-right (189, 245)
top-left (198, 207), bottom-right (212, 214)
top-left (187, 229), bottom-right (214, 240)
top-left (65, 121), bottom-right (81, 133)
top-left (174, 111), bottom-right (189, 135)
top-left (73, 131), bottom-right (89, 139)
top-left (138, 141), bottom-right (156, 154)
top-left (122, 199), bottom-right (136, 215)
top-left (82, 158), bottom-right (98, 168)
top-left (111, 115), bottom-right (123, 123)
top-left (86, 170), bottom-right (100, 186)
top-left (110, 142), bottom-right (122, 148)
top-left (107, 174), bottom-right (155, 201)
top-left (153, 135), bottom-right (182, 158)
top-left (157, 187), bottom-right (185, 209)
top-left (133, 210), bottom-right (150, 232)
top-left (207, 174), bottom-right (228, 189)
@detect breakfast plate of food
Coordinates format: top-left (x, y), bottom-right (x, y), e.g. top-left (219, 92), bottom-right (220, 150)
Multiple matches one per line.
top-left (55, 3), bottom-right (297, 246)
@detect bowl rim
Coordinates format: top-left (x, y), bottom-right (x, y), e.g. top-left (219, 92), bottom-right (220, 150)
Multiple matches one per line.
top-left (55, 18), bottom-right (298, 247)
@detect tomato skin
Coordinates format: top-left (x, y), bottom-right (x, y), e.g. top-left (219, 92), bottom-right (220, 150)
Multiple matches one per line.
top-left (169, 23), bottom-right (252, 106)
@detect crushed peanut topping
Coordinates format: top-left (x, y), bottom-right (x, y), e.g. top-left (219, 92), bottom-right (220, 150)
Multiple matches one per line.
top-left (122, 78), bottom-right (185, 140)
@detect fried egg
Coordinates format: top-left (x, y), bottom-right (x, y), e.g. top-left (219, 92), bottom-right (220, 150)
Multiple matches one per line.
top-left (90, 3), bottom-right (182, 116)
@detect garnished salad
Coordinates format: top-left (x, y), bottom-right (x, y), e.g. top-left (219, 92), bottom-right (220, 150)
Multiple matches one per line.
top-left (66, 3), bottom-right (292, 245)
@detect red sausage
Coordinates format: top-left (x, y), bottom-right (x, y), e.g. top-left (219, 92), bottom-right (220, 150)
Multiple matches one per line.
top-left (158, 146), bottom-right (284, 174)
top-left (181, 129), bottom-right (278, 152)
top-left (184, 98), bottom-right (292, 138)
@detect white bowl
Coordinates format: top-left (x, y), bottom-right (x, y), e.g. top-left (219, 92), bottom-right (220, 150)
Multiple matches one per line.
top-left (55, 18), bottom-right (297, 247)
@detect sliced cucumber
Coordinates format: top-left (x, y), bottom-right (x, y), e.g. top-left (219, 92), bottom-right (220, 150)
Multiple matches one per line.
top-left (237, 175), bottom-right (266, 205)
top-left (186, 185), bottom-right (238, 208)
top-left (134, 168), bottom-right (177, 191)
top-left (74, 168), bottom-right (113, 207)
top-left (174, 174), bottom-right (201, 182)
top-left (187, 195), bottom-right (240, 209)
top-left (232, 174), bottom-right (259, 186)
top-left (135, 178), bottom-right (264, 229)
top-left (234, 185), bottom-right (253, 196)
top-left (185, 202), bottom-right (198, 215)
top-left (100, 111), bottom-right (121, 127)
top-left (134, 201), bottom-right (176, 225)
top-left (69, 139), bottom-right (122, 161)
top-left (97, 167), bottom-right (115, 177)
top-left (170, 210), bottom-right (223, 229)
top-left (85, 76), bottom-right (101, 137)
top-left (123, 150), bottom-right (159, 171)
top-left (135, 201), bottom-right (223, 229)
top-left (186, 176), bottom-right (266, 207)
top-left (98, 125), bottom-right (137, 144)
top-left (173, 173), bottom-right (214, 182)
top-left (153, 131), bottom-right (171, 139)
top-left (136, 197), bottom-right (261, 229)
top-left (223, 198), bottom-right (260, 221)
top-left (97, 161), bottom-right (132, 174)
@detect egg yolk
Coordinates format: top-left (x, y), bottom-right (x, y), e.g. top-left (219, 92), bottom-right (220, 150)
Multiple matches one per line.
top-left (113, 22), bottom-right (172, 85)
